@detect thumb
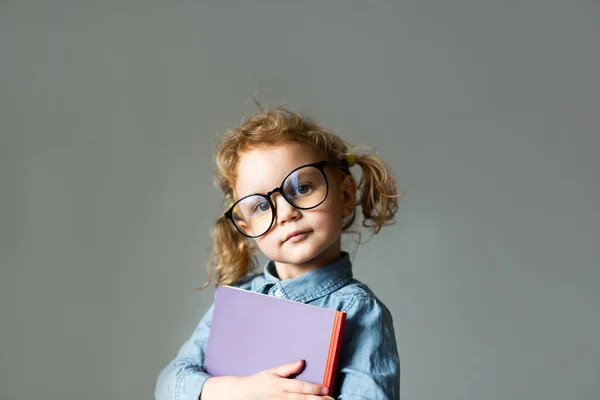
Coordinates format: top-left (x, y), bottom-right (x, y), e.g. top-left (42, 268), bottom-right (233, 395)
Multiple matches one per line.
top-left (268, 360), bottom-right (304, 377)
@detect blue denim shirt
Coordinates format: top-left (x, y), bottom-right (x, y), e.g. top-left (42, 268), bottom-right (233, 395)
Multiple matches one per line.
top-left (155, 252), bottom-right (400, 399)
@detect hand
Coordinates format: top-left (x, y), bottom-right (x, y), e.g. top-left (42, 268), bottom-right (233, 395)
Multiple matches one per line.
top-left (200, 360), bottom-right (334, 400)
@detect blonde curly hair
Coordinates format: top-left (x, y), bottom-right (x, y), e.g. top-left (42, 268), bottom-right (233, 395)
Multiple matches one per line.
top-left (202, 103), bottom-right (400, 288)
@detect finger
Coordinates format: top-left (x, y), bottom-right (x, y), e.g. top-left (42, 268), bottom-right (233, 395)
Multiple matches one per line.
top-left (268, 360), bottom-right (304, 377)
top-left (283, 378), bottom-right (329, 396)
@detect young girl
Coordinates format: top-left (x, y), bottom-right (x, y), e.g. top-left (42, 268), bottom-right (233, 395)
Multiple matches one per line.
top-left (155, 104), bottom-right (401, 400)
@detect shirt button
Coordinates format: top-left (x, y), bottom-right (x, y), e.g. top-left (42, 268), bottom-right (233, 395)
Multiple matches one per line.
top-left (274, 288), bottom-right (283, 298)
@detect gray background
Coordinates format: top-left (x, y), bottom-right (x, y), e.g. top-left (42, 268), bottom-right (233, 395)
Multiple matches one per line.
top-left (1, 1), bottom-right (598, 399)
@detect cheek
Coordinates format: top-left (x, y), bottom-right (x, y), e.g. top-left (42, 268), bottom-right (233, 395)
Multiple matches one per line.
top-left (324, 189), bottom-right (345, 218)
top-left (309, 206), bottom-right (344, 230)
top-left (255, 235), bottom-right (278, 253)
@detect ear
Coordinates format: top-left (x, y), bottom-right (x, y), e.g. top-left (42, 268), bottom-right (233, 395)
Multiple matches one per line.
top-left (340, 173), bottom-right (357, 218)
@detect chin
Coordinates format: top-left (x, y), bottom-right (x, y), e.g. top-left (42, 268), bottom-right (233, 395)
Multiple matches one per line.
top-left (278, 244), bottom-right (331, 266)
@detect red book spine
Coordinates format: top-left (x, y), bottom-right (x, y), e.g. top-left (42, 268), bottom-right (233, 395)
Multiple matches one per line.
top-left (322, 311), bottom-right (346, 391)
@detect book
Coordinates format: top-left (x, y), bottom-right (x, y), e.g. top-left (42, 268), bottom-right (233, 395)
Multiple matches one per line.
top-left (203, 285), bottom-right (346, 391)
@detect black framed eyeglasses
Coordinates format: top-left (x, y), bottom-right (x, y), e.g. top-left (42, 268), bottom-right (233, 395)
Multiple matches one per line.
top-left (224, 160), bottom-right (342, 238)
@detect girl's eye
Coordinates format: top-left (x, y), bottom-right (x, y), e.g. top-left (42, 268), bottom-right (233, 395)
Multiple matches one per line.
top-left (252, 201), bottom-right (270, 214)
top-left (295, 183), bottom-right (313, 195)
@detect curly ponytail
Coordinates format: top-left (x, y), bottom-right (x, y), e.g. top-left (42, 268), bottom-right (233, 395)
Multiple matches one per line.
top-left (354, 153), bottom-right (400, 234)
top-left (201, 207), bottom-right (258, 288)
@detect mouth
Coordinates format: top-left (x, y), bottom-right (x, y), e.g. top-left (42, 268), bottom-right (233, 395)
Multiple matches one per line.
top-left (284, 230), bottom-right (311, 243)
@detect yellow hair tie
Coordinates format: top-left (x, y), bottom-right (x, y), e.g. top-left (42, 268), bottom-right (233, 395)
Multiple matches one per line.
top-left (346, 153), bottom-right (357, 167)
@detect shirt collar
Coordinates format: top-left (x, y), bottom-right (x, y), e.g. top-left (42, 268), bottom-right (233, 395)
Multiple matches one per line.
top-left (261, 252), bottom-right (354, 303)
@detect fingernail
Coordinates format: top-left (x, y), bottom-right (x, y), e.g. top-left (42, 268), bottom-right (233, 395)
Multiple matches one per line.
top-left (321, 387), bottom-right (329, 395)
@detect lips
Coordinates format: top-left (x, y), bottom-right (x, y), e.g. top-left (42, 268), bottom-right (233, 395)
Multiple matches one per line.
top-left (284, 230), bottom-right (310, 243)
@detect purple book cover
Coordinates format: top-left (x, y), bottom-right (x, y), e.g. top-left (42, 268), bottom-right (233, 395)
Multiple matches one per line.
top-left (203, 285), bottom-right (345, 386)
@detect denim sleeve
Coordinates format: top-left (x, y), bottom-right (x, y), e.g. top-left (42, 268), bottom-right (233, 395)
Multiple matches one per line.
top-left (155, 302), bottom-right (215, 400)
top-left (335, 296), bottom-right (401, 400)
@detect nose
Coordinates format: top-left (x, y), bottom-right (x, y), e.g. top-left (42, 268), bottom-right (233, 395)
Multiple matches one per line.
top-left (272, 193), bottom-right (301, 225)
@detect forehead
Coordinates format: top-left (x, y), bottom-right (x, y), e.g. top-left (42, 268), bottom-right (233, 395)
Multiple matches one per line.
top-left (234, 142), bottom-right (323, 198)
